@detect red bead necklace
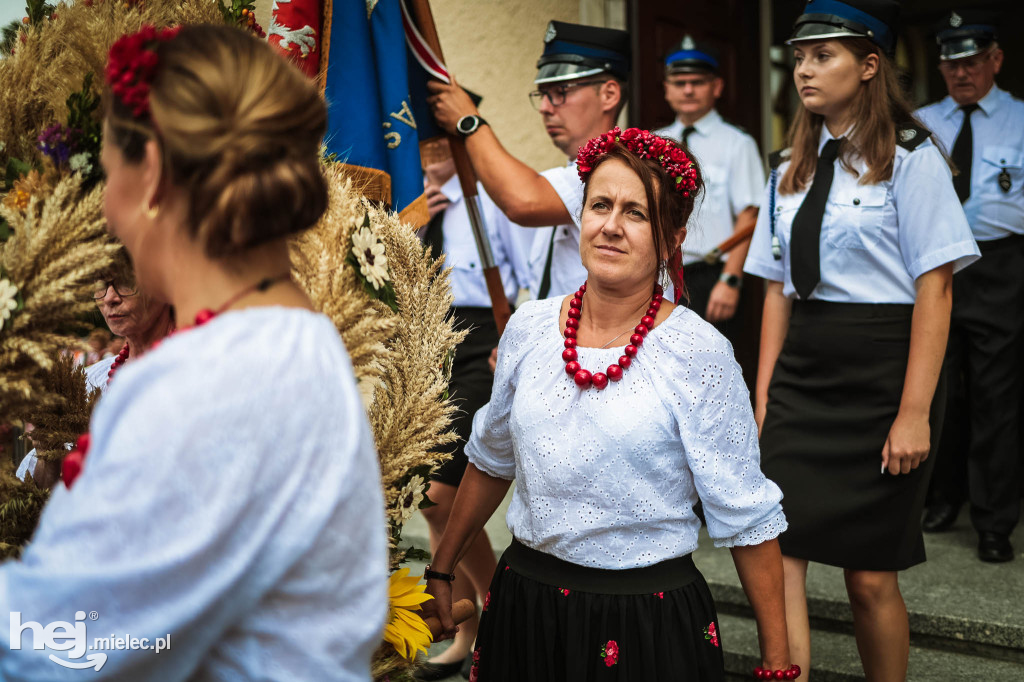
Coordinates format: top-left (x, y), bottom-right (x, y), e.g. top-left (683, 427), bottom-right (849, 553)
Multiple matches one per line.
top-left (107, 342), bottom-right (131, 385)
top-left (562, 281), bottom-right (662, 390)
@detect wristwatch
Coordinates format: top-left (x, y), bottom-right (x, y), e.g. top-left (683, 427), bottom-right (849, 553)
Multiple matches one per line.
top-left (455, 114), bottom-right (488, 137)
top-left (718, 272), bottom-right (742, 289)
top-left (424, 564), bottom-right (456, 582)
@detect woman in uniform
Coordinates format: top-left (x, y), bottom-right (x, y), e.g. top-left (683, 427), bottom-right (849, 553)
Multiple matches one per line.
top-left (744, 1), bottom-right (980, 679)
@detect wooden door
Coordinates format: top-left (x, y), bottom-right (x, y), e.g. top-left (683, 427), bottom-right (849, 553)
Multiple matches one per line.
top-left (629, 0), bottom-right (765, 393)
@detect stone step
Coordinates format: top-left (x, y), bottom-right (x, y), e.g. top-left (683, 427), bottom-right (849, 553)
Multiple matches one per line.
top-left (692, 523), bottom-right (1024, 665)
top-left (717, 612), bottom-right (1024, 682)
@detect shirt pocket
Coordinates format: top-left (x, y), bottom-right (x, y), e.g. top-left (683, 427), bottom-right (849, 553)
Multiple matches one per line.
top-left (980, 145), bottom-right (1024, 193)
top-left (825, 184), bottom-right (887, 250)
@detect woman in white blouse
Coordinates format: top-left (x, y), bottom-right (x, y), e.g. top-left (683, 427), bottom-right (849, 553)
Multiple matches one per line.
top-left (423, 128), bottom-right (795, 682)
top-left (0, 24), bottom-right (386, 680)
top-left (744, 2), bottom-right (980, 680)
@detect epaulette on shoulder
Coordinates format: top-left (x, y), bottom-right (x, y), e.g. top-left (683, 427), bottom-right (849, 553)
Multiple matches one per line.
top-left (896, 123), bottom-right (929, 151)
top-left (768, 148), bottom-right (791, 170)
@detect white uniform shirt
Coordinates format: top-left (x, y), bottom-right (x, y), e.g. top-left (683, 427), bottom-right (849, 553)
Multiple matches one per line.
top-left (0, 308), bottom-right (387, 681)
top-left (528, 160), bottom-right (588, 299)
top-left (745, 126), bottom-right (980, 303)
top-left (915, 85), bottom-right (1024, 242)
top-left (656, 110), bottom-right (765, 264)
top-left (436, 174), bottom-right (532, 306)
top-left (466, 297), bottom-right (786, 569)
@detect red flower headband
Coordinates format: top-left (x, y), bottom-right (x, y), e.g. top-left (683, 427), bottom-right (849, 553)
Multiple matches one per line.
top-left (105, 24), bottom-right (182, 119)
top-left (576, 127), bottom-right (699, 197)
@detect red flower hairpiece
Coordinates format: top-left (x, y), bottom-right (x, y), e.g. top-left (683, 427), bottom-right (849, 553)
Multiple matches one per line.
top-left (105, 24), bottom-right (182, 119)
top-left (576, 127), bottom-right (699, 197)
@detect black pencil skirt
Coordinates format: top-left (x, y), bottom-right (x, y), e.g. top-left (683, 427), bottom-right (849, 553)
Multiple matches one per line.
top-left (760, 301), bottom-right (945, 571)
top-left (468, 539), bottom-right (725, 682)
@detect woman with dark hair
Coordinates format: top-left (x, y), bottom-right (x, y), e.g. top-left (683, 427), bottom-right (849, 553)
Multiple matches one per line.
top-left (0, 24), bottom-right (386, 680)
top-left (744, 1), bottom-right (979, 679)
top-left (422, 128), bottom-right (796, 682)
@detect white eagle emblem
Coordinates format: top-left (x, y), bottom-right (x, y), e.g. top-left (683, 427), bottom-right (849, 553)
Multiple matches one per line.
top-left (950, 12), bottom-right (963, 28)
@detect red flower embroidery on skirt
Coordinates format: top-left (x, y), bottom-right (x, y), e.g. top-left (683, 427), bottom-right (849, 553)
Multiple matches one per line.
top-left (653, 592), bottom-right (664, 599)
top-left (469, 648), bottom-right (480, 681)
top-left (483, 591), bottom-right (491, 611)
top-left (558, 588), bottom-right (570, 596)
top-left (600, 640), bottom-right (619, 667)
top-left (704, 621), bottom-right (719, 647)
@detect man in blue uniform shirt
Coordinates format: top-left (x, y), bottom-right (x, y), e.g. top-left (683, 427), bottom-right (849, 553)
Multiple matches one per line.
top-left (655, 36), bottom-right (763, 339)
top-left (915, 11), bottom-right (1024, 563)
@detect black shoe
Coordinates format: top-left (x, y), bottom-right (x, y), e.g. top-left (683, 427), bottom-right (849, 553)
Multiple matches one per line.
top-left (922, 502), bottom-right (960, 533)
top-left (414, 660), bottom-right (464, 681)
top-left (978, 532), bottom-right (1014, 563)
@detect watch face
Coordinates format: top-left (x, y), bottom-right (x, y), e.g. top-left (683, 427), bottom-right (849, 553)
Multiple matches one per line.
top-left (458, 116), bottom-right (476, 134)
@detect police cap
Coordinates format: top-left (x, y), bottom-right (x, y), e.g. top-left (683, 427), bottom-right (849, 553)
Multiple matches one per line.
top-left (787, 0), bottom-right (900, 56)
top-left (664, 35), bottom-right (720, 76)
top-left (535, 21), bottom-right (631, 85)
top-left (935, 10), bottom-right (998, 61)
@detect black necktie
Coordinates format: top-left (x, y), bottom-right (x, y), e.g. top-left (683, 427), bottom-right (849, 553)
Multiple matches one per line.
top-left (537, 227), bottom-right (557, 299)
top-left (682, 125), bottom-right (696, 148)
top-left (422, 209), bottom-right (445, 262)
top-left (791, 138), bottom-right (841, 300)
top-left (951, 103), bottom-right (980, 203)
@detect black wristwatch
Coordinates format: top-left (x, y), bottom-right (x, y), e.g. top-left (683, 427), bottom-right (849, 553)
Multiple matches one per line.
top-left (718, 272), bottom-right (742, 289)
top-left (424, 564), bottom-right (456, 582)
top-left (455, 114), bottom-right (488, 137)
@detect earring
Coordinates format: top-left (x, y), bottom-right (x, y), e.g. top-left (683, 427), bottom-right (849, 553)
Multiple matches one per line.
top-left (145, 204), bottom-right (159, 220)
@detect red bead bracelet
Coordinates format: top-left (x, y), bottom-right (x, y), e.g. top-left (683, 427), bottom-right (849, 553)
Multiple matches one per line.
top-left (753, 664), bottom-right (801, 680)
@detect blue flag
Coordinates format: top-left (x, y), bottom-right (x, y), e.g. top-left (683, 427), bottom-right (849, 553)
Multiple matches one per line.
top-left (322, 0), bottom-right (430, 225)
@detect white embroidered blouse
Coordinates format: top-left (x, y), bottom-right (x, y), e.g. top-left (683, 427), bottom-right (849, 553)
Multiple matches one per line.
top-left (466, 297), bottom-right (786, 569)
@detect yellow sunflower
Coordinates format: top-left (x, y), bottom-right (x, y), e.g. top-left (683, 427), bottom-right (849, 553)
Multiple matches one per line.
top-left (383, 567), bottom-right (434, 660)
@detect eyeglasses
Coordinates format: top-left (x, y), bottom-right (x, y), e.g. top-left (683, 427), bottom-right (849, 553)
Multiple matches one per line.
top-left (528, 80), bottom-right (607, 110)
top-left (93, 280), bottom-right (138, 300)
top-left (938, 51), bottom-right (994, 75)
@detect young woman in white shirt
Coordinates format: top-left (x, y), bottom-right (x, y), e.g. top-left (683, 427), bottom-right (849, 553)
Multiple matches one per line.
top-left (744, 1), bottom-right (980, 679)
top-left (422, 128), bottom-right (796, 682)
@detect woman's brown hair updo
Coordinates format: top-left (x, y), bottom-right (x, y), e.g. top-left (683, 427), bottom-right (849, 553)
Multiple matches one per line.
top-left (105, 23), bottom-right (328, 258)
top-left (580, 141), bottom-right (702, 293)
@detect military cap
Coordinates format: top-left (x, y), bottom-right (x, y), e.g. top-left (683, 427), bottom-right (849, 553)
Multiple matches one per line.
top-left (664, 35), bottom-right (720, 75)
top-left (787, 0), bottom-right (900, 55)
top-left (535, 21), bottom-right (631, 85)
top-left (935, 10), bottom-right (998, 61)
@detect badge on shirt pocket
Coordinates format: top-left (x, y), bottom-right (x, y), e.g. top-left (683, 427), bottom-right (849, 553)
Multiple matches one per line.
top-left (981, 146), bottom-right (1022, 195)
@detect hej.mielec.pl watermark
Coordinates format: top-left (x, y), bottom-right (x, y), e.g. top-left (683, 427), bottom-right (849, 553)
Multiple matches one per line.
top-left (10, 611), bottom-right (170, 671)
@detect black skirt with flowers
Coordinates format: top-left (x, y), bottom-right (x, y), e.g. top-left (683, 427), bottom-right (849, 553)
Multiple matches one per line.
top-left (468, 539), bottom-right (725, 682)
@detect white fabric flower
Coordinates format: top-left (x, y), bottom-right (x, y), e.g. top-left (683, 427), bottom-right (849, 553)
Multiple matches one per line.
top-left (69, 152), bottom-right (93, 176)
top-left (396, 474), bottom-right (425, 522)
top-left (351, 226), bottom-right (389, 290)
top-left (0, 278), bottom-right (19, 332)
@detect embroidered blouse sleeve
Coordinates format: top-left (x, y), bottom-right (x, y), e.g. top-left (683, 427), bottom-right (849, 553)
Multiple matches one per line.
top-left (463, 305), bottom-right (535, 480)
top-left (674, 332), bottom-right (787, 547)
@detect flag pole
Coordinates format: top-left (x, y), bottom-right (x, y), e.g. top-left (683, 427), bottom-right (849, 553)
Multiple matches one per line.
top-left (406, 0), bottom-right (512, 335)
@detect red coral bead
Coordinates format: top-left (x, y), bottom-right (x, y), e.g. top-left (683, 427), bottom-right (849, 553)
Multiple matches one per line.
top-left (564, 327), bottom-right (577, 339)
top-left (573, 369), bottom-right (592, 388)
top-left (650, 299), bottom-right (661, 310)
top-left (570, 298), bottom-right (582, 308)
top-left (575, 290), bottom-right (585, 299)
top-left (784, 671), bottom-right (797, 681)
top-left (624, 343), bottom-right (638, 357)
top-left (641, 315), bottom-right (655, 328)
top-left (652, 293), bottom-right (663, 303)
top-left (562, 348), bottom-right (578, 362)
top-left (580, 282), bottom-right (587, 292)
top-left (606, 364), bottom-right (623, 381)
top-left (774, 671), bottom-right (784, 680)
top-left (790, 666), bottom-right (801, 677)
top-left (194, 309), bottom-right (216, 326)
top-left (565, 318), bottom-right (579, 329)
top-left (567, 307), bottom-right (581, 319)
top-left (591, 372), bottom-right (608, 389)
top-left (75, 433), bottom-right (91, 454)
top-left (753, 668), bottom-right (764, 679)
top-left (634, 324), bottom-right (648, 337)
top-left (564, 338), bottom-right (577, 349)
top-left (629, 334), bottom-right (644, 346)
top-left (565, 361), bottom-right (581, 376)
top-left (619, 355), bottom-right (632, 368)
top-left (654, 283), bottom-right (664, 295)
top-left (62, 450), bottom-right (83, 489)
top-left (646, 308), bottom-right (658, 317)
